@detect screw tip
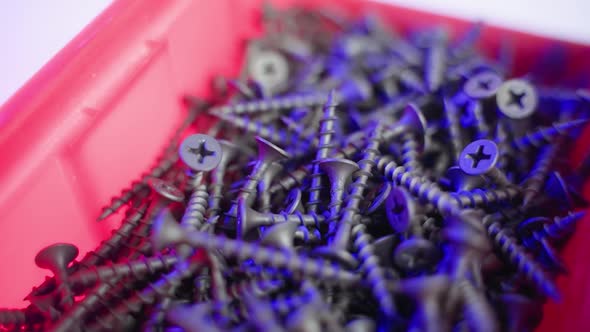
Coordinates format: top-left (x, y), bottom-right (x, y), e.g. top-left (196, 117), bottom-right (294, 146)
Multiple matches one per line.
top-left (325, 89), bottom-right (339, 108)
top-left (96, 209), bottom-right (113, 222)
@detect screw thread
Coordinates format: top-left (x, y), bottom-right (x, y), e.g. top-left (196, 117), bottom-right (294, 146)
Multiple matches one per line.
top-left (185, 169), bottom-right (205, 191)
top-left (0, 308), bottom-right (26, 327)
top-left (228, 278), bottom-right (283, 299)
top-left (375, 155), bottom-right (396, 173)
top-left (340, 126), bottom-right (383, 222)
top-left (145, 287), bottom-right (175, 331)
top-left (444, 98), bottom-right (464, 160)
top-left (384, 164), bottom-right (459, 215)
top-left (85, 258), bottom-right (204, 331)
top-left (208, 150), bottom-right (233, 217)
top-left (269, 139), bottom-right (365, 195)
top-left (269, 292), bottom-right (302, 315)
top-left (98, 156), bottom-right (177, 222)
top-left (238, 162), bottom-right (272, 207)
top-left (451, 187), bottom-right (521, 209)
top-left (78, 206), bottom-right (146, 268)
top-left (181, 185), bottom-right (209, 232)
top-left (544, 211), bottom-right (585, 238)
top-left (425, 38), bottom-right (447, 92)
top-left (468, 101), bottom-right (491, 139)
top-left (258, 163), bottom-right (283, 213)
top-left (512, 118), bottom-right (588, 151)
top-left (214, 112), bottom-right (294, 146)
top-left (212, 92), bottom-right (327, 115)
top-left (70, 255), bottom-right (178, 292)
top-left (352, 224), bottom-right (396, 317)
top-left (521, 144), bottom-right (559, 206)
top-left (495, 121), bottom-right (515, 172)
top-left (481, 215), bottom-right (559, 299)
top-left (308, 92), bottom-right (339, 213)
top-left (257, 210), bottom-right (322, 227)
top-left (183, 231), bottom-right (360, 286)
top-left (208, 182), bottom-right (225, 217)
top-left (50, 276), bottom-right (122, 332)
top-left (400, 131), bottom-right (422, 172)
top-left (326, 183), bottom-right (348, 227)
top-left (457, 280), bottom-right (499, 332)
top-left (281, 116), bottom-right (315, 141)
top-left (94, 101), bottom-right (201, 222)
top-left (270, 165), bottom-right (310, 195)
top-left (295, 226), bottom-right (322, 244)
top-left (125, 239), bottom-right (154, 260)
top-left (332, 126), bottom-right (383, 246)
top-left (123, 218), bottom-right (156, 259)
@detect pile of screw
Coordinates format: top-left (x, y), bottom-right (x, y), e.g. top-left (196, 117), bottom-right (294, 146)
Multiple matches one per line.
top-left (3, 4), bottom-right (590, 332)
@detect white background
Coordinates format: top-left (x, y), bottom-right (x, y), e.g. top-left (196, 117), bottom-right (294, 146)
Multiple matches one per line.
top-left (1, 0), bottom-right (589, 105)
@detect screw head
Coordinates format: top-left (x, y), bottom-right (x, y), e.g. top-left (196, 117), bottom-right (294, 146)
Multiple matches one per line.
top-left (459, 139), bottom-right (499, 175)
top-left (35, 243), bottom-right (79, 271)
top-left (444, 166), bottom-right (487, 192)
top-left (393, 238), bottom-right (440, 272)
top-left (386, 187), bottom-right (417, 233)
top-left (496, 79), bottom-right (538, 119)
top-left (516, 217), bottom-right (549, 241)
top-left (255, 136), bottom-right (290, 162)
top-left (464, 71), bottom-right (503, 99)
top-left (249, 50), bottom-right (289, 94)
top-left (147, 177), bottom-right (185, 202)
top-left (179, 134), bottom-right (223, 171)
top-left (365, 181), bottom-right (392, 214)
top-left (260, 222), bottom-right (298, 250)
top-left (372, 235), bottom-right (400, 268)
top-left (284, 188), bottom-right (303, 214)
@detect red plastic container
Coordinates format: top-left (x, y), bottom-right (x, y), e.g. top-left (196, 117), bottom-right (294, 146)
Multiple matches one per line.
top-left (1, 0), bottom-right (589, 330)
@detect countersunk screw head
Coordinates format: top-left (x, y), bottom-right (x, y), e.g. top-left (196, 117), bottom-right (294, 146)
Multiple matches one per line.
top-left (459, 139), bottom-right (499, 175)
top-left (249, 50), bottom-right (290, 94)
top-left (386, 186), bottom-right (416, 233)
top-left (496, 79), bottom-right (538, 119)
top-left (35, 243), bottom-right (79, 272)
top-left (179, 134), bottom-right (223, 171)
top-left (464, 71), bottom-right (503, 99)
top-left (283, 188), bottom-right (303, 214)
top-left (444, 166), bottom-right (487, 192)
top-left (393, 238), bottom-right (440, 273)
top-left (147, 177), bottom-right (185, 202)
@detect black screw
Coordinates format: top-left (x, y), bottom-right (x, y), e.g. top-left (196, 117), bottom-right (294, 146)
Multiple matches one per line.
top-left (152, 211), bottom-right (361, 286)
top-left (179, 134), bottom-right (223, 190)
top-left (34, 243), bottom-right (79, 310)
top-left (237, 198), bottom-right (324, 239)
top-left (316, 124), bottom-right (384, 267)
top-left (511, 118), bottom-right (589, 151)
top-left (307, 90), bottom-right (339, 214)
top-left (96, 98), bottom-right (207, 221)
top-left (394, 275), bottom-right (452, 332)
top-left (496, 79), bottom-right (538, 119)
top-left (459, 139), bottom-right (512, 187)
top-left (351, 224), bottom-right (396, 318)
top-left (443, 97), bottom-right (465, 161)
top-left (520, 143), bottom-right (560, 208)
top-left (208, 140), bottom-right (240, 217)
top-left (320, 158), bottom-right (360, 229)
top-left (481, 213), bottom-right (560, 299)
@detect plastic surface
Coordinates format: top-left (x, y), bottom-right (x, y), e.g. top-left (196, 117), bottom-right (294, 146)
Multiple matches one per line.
top-left (0, 0), bottom-right (589, 330)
